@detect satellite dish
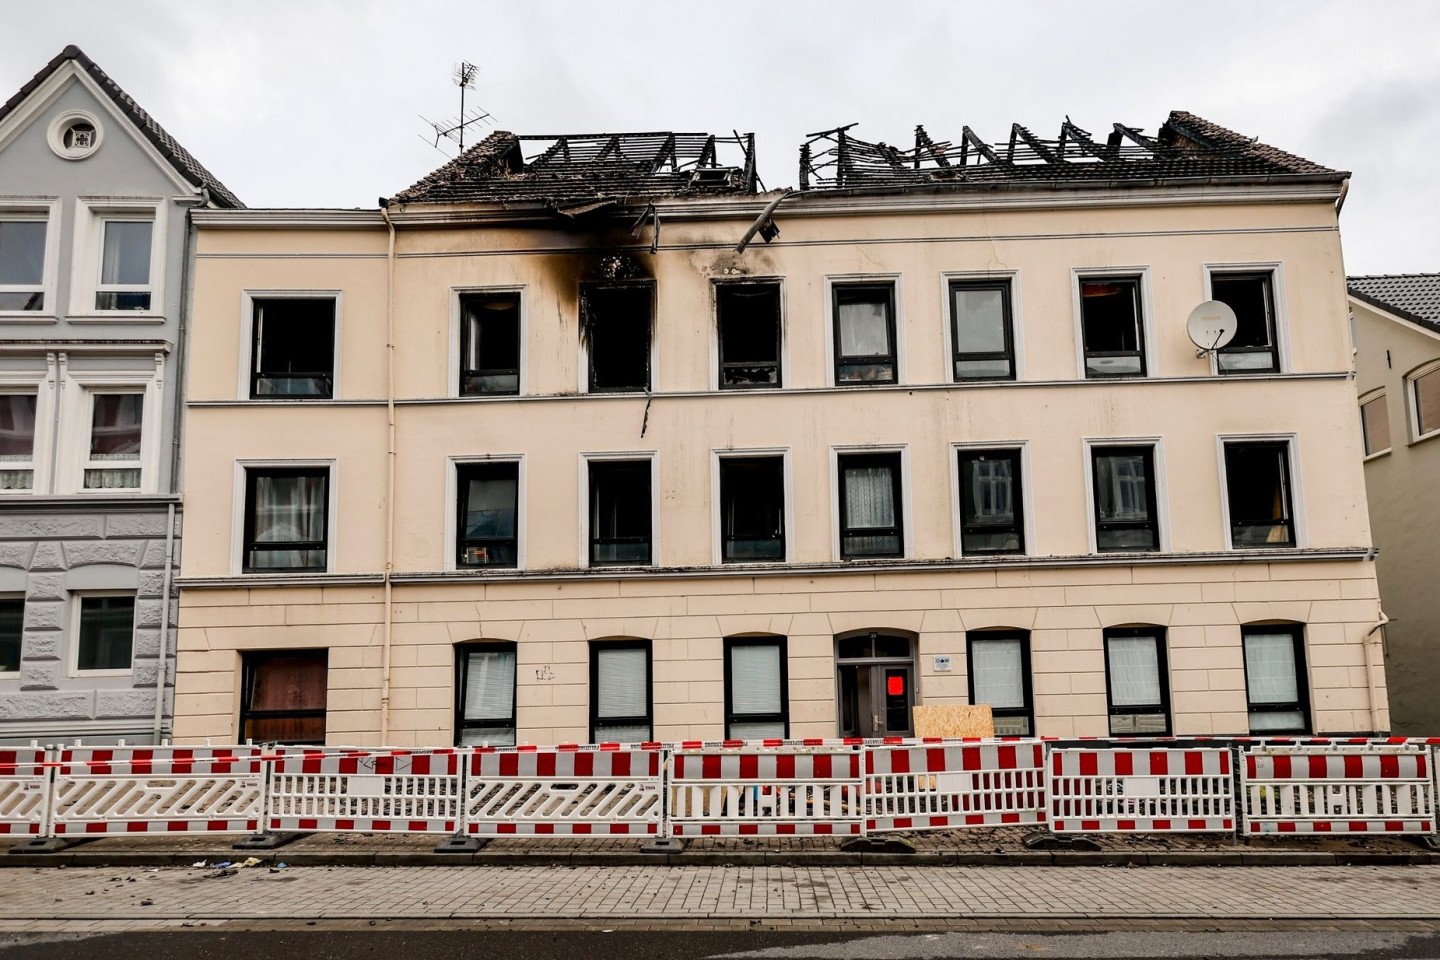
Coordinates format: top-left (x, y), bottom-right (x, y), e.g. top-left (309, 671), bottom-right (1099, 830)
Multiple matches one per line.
top-left (1186, 300), bottom-right (1238, 356)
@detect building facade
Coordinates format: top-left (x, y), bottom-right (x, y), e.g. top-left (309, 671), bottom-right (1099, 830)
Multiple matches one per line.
top-left (1348, 274), bottom-right (1440, 735)
top-left (0, 47), bottom-right (241, 744)
top-left (174, 116), bottom-right (1386, 748)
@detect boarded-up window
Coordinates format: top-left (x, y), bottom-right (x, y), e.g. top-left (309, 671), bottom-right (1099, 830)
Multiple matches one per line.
top-left (241, 650), bottom-right (327, 744)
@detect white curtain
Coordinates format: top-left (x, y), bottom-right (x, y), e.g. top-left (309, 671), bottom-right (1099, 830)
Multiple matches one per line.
top-left (844, 466), bottom-right (895, 528)
top-left (970, 638), bottom-right (1024, 709)
top-left (1244, 633), bottom-right (1300, 704)
top-left (254, 475), bottom-right (325, 544)
top-left (838, 300), bottom-right (890, 356)
top-left (1107, 636), bottom-right (1161, 707)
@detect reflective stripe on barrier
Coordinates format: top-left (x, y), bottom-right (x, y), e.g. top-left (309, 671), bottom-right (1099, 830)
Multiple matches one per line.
top-left (667, 742), bottom-right (864, 836)
top-left (1048, 745), bottom-right (1233, 833)
top-left (464, 745), bottom-right (663, 836)
top-left (0, 749), bottom-right (50, 836)
top-left (267, 749), bottom-right (463, 833)
top-left (866, 740), bottom-right (1046, 832)
top-left (51, 747), bottom-right (264, 835)
top-left (1241, 744), bottom-right (1436, 834)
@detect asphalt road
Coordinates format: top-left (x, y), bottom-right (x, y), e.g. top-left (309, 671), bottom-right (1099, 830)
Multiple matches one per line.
top-left (3, 931), bottom-right (1440, 959)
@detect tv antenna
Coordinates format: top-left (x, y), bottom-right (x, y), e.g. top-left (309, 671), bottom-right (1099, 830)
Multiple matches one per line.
top-left (419, 60), bottom-right (495, 157)
top-left (1186, 300), bottom-right (1238, 357)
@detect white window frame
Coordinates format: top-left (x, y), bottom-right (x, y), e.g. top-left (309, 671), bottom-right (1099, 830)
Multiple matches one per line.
top-left (939, 269), bottom-right (1024, 382)
top-left (0, 369), bottom-right (53, 496)
top-left (446, 454), bottom-right (526, 572)
top-left (1071, 267), bottom-right (1155, 380)
top-left (1358, 388), bottom-right (1392, 460)
top-left (1405, 358), bottom-right (1440, 445)
top-left (238, 290), bottom-right (343, 401)
top-left (711, 447), bottom-right (793, 566)
top-left (1082, 437), bottom-right (1170, 554)
top-left (710, 277), bottom-right (787, 392)
top-left (1202, 262), bottom-right (1289, 375)
top-left (577, 281), bottom-right (657, 396)
top-left (68, 590), bottom-right (136, 679)
top-left (949, 440), bottom-right (1033, 559)
top-left (1216, 433), bottom-right (1305, 550)
top-left (830, 443), bottom-right (912, 562)
top-left (452, 285), bottom-right (526, 399)
top-left (823, 273), bottom-right (906, 387)
top-left (231, 459), bottom-right (338, 576)
top-left (0, 199), bottom-right (61, 321)
top-left (578, 451), bottom-right (659, 569)
top-left (57, 362), bottom-right (164, 495)
top-left (70, 198), bottom-right (166, 320)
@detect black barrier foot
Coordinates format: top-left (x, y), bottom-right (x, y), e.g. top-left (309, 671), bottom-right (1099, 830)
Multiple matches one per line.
top-left (7, 836), bottom-right (90, 855)
top-left (640, 837), bottom-right (688, 853)
top-left (434, 834), bottom-right (487, 854)
top-left (232, 831), bottom-right (309, 851)
top-left (1407, 835), bottom-right (1440, 851)
top-left (839, 836), bottom-right (916, 854)
top-left (1021, 830), bottom-right (1100, 852)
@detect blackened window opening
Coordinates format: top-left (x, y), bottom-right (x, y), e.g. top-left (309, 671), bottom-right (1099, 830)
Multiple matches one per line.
top-left (1080, 277), bottom-right (1145, 377)
top-left (838, 452), bottom-right (903, 559)
top-left (717, 283), bottom-right (781, 388)
top-left (1212, 273), bottom-right (1279, 373)
top-left (460, 292), bottom-right (521, 395)
top-left (584, 283), bottom-right (652, 392)
top-left (589, 460), bottom-right (652, 565)
top-left (958, 449), bottom-right (1024, 554)
top-left (457, 462), bottom-right (519, 568)
top-left (720, 456), bottom-right (785, 562)
top-left (1091, 446), bottom-right (1159, 552)
top-left (1224, 442), bottom-right (1295, 547)
top-left (833, 283), bottom-right (897, 384)
top-left (0, 598), bottom-right (19, 672)
top-left (252, 298), bottom-right (336, 398)
top-left (950, 280), bottom-right (1015, 381)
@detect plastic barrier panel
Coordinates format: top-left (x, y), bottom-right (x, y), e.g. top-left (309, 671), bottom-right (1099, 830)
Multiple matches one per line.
top-left (464, 745), bottom-right (663, 836)
top-left (0, 749), bottom-right (51, 837)
top-left (50, 746), bottom-right (264, 836)
top-left (667, 741), bottom-right (864, 836)
top-left (267, 749), bottom-right (464, 833)
top-left (1241, 743), bottom-right (1436, 834)
top-left (1048, 745), bottom-right (1233, 833)
top-left (866, 740), bottom-right (1047, 833)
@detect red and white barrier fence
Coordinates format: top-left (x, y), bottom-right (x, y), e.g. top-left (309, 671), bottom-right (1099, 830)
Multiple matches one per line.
top-left (266, 748), bottom-right (464, 834)
top-left (0, 749), bottom-right (50, 837)
top-left (464, 744), bottom-right (663, 837)
top-left (866, 740), bottom-right (1046, 833)
top-left (667, 741), bottom-right (864, 836)
top-left (1048, 745), bottom-right (1234, 833)
top-left (1241, 743), bottom-right (1436, 835)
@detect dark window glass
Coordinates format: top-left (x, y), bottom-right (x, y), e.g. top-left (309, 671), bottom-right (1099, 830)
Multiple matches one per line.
top-left (725, 636), bottom-right (788, 739)
top-left (251, 298), bottom-right (336, 398)
top-left (0, 598), bottom-right (22, 672)
top-left (1224, 442), bottom-right (1295, 548)
top-left (1242, 625), bottom-right (1309, 734)
top-left (244, 468), bottom-right (329, 572)
top-left (241, 649), bottom-right (327, 744)
top-left (950, 280), bottom-right (1014, 381)
top-left (833, 283), bottom-right (897, 384)
top-left (838, 452), bottom-right (902, 559)
top-left (967, 631), bottom-right (1032, 736)
top-left (457, 462), bottom-right (518, 568)
top-left (1091, 446), bottom-right (1159, 552)
top-left (584, 283), bottom-right (652, 392)
top-left (455, 643), bottom-right (517, 746)
top-left (96, 220), bottom-right (152, 311)
top-left (590, 640), bottom-right (652, 742)
top-left (460, 292), bottom-right (520, 396)
top-left (1080, 277), bottom-right (1145, 377)
top-left (76, 595), bottom-right (134, 672)
top-left (589, 460), bottom-right (652, 565)
top-left (1415, 368), bottom-right (1440, 438)
top-left (0, 220), bottom-right (46, 311)
top-left (958, 449), bottom-right (1023, 554)
top-left (1212, 273), bottom-right (1279, 373)
top-left (1104, 627), bottom-right (1170, 735)
top-left (720, 456), bottom-right (784, 562)
top-left (1361, 395), bottom-right (1390, 456)
top-left (717, 283), bottom-right (781, 389)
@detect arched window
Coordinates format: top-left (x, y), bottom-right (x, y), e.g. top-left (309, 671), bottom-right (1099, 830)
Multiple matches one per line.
top-left (454, 641), bottom-right (517, 746)
top-left (966, 629), bottom-right (1032, 736)
top-left (1103, 626), bottom-right (1170, 736)
top-left (1241, 623), bottom-right (1309, 735)
top-left (724, 635), bottom-right (788, 739)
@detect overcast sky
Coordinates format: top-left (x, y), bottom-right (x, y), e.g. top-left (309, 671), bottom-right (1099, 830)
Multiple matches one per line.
top-left (4, 0), bottom-right (1437, 275)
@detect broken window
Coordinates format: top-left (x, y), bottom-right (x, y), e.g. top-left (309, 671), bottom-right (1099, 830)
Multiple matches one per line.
top-left (460, 292), bottom-right (520, 396)
top-left (241, 649), bottom-right (328, 745)
top-left (838, 452), bottom-right (903, 559)
top-left (455, 643), bottom-right (517, 747)
top-left (251, 298), bottom-right (336, 398)
top-left (967, 631), bottom-right (1032, 736)
top-left (1224, 441), bottom-right (1295, 548)
top-left (1412, 367), bottom-right (1440, 439)
top-left (0, 394), bottom-right (37, 491)
top-left (583, 282), bottom-right (652, 392)
top-left (589, 459), bottom-right (652, 565)
top-left (1211, 272), bottom-right (1279, 373)
top-left (1080, 277), bottom-right (1146, 377)
top-left (0, 219), bottom-right (46, 311)
top-left (958, 449), bottom-right (1024, 555)
top-left (243, 467), bottom-right (329, 572)
top-left (590, 640), bottom-right (652, 743)
top-left (725, 636), bottom-right (788, 739)
top-left (719, 455), bottom-right (785, 562)
top-left (717, 282), bottom-right (781, 389)
top-left (950, 280), bottom-right (1014, 381)
top-left (456, 461), bottom-right (519, 568)
top-left (1360, 393), bottom-right (1390, 456)
top-left (1242, 625), bottom-right (1309, 734)
top-left (833, 283), bottom-right (897, 384)
top-left (1091, 446), bottom-right (1159, 551)
top-left (1104, 627), bottom-right (1170, 735)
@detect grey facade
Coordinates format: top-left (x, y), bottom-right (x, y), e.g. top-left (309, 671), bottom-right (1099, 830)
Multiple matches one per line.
top-left (0, 46), bottom-right (239, 743)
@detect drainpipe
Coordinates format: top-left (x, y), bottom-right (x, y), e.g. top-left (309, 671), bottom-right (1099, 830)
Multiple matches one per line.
top-left (1363, 611), bottom-right (1387, 734)
top-left (1335, 177), bottom-right (1350, 216)
top-left (152, 502), bottom-right (176, 743)
top-left (379, 201), bottom-right (397, 746)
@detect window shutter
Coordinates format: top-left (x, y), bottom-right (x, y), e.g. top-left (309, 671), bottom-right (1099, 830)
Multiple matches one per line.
top-left (463, 648), bottom-right (516, 722)
top-left (1244, 632), bottom-right (1300, 703)
top-left (597, 646), bottom-right (647, 719)
top-left (730, 643), bottom-right (781, 716)
top-left (1107, 636), bottom-right (1161, 707)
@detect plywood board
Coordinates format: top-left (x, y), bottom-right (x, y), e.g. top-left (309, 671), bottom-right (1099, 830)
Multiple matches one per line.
top-left (912, 704), bottom-right (995, 739)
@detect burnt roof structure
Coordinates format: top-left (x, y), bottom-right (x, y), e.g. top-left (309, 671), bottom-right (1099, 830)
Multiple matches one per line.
top-left (0, 45), bottom-right (242, 208)
top-left (1348, 274), bottom-right (1440, 333)
top-left (392, 131), bottom-right (758, 212)
top-left (798, 112), bottom-right (1341, 192)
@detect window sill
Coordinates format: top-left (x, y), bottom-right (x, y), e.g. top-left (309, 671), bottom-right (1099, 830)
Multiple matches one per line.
top-left (69, 670), bottom-right (133, 679)
top-left (1362, 448), bottom-right (1392, 463)
top-left (183, 572), bottom-right (385, 588)
top-left (67, 313), bottom-right (165, 324)
top-left (1409, 429), bottom-right (1440, 449)
top-left (0, 313), bottom-right (57, 324)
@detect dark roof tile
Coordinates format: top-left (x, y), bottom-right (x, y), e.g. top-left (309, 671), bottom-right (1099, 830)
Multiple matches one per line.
top-left (1347, 274), bottom-right (1440, 333)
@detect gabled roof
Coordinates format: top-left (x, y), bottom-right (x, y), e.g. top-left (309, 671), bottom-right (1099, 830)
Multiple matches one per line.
top-left (391, 131), bottom-right (757, 210)
top-left (1348, 274), bottom-right (1440, 334)
top-left (0, 45), bottom-right (242, 209)
top-left (798, 111), bottom-right (1342, 192)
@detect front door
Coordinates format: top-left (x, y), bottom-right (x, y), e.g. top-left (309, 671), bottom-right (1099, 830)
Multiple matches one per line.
top-left (837, 633), bottom-right (914, 737)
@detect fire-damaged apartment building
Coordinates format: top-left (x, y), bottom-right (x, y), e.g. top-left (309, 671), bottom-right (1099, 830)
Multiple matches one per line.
top-left (171, 113), bottom-right (1386, 747)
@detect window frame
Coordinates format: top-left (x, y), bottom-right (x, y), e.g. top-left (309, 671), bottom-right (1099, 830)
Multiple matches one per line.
top-left (724, 635), bottom-right (790, 740)
top-left (1218, 435), bottom-right (1301, 550)
top-left (1406, 359), bottom-right (1440, 444)
top-left (68, 591), bottom-right (136, 678)
top-left (455, 286), bottom-right (524, 398)
top-left (714, 449), bottom-right (790, 565)
top-left (1085, 440), bottom-right (1165, 554)
top-left (454, 641), bottom-right (519, 747)
top-left (1102, 626), bottom-right (1172, 736)
top-left (452, 457), bottom-right (523, 570)
top-left (580, 280), bottom-right (655, 395)
top-left (833, 446), bottom-right (907, 561)
top-left (945, 275), bottom-right (1017, 382)
top-left (827, 275), bottom-right (902, 386)
top-left (588, 638), bottom-right (653, 744)
top-left (966, 630), bottom-right (1034, 737)
top-left (239, 648), bottom-right (329, 746)
top-left (58, 365), bottom-right (163, 495)
top-left (234, 460), bottom-right (336, 575)
top-left (239, 291), bottom-right (342, 402)
top-left (70, 199), bottom-right (165, 320)
top-left (0, 382), bottom-right (49, 496)
top-left (1240, 624), bottom-right (1311, 735)
top-left (1359, 389), bottom-right (1391, 459)
top-left (1073, 268), bottom-right (1152, 380)
top-left (0, 200), bottom-right (60, 319)
top-left (1204, 264), bottom-right (1285, 375)
top-left (714, 278), bottom-right (784, 391)
top-left (581, 452), bottom-right (657, 568)
top-left (952, 443), bottom-right (1028, 557)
